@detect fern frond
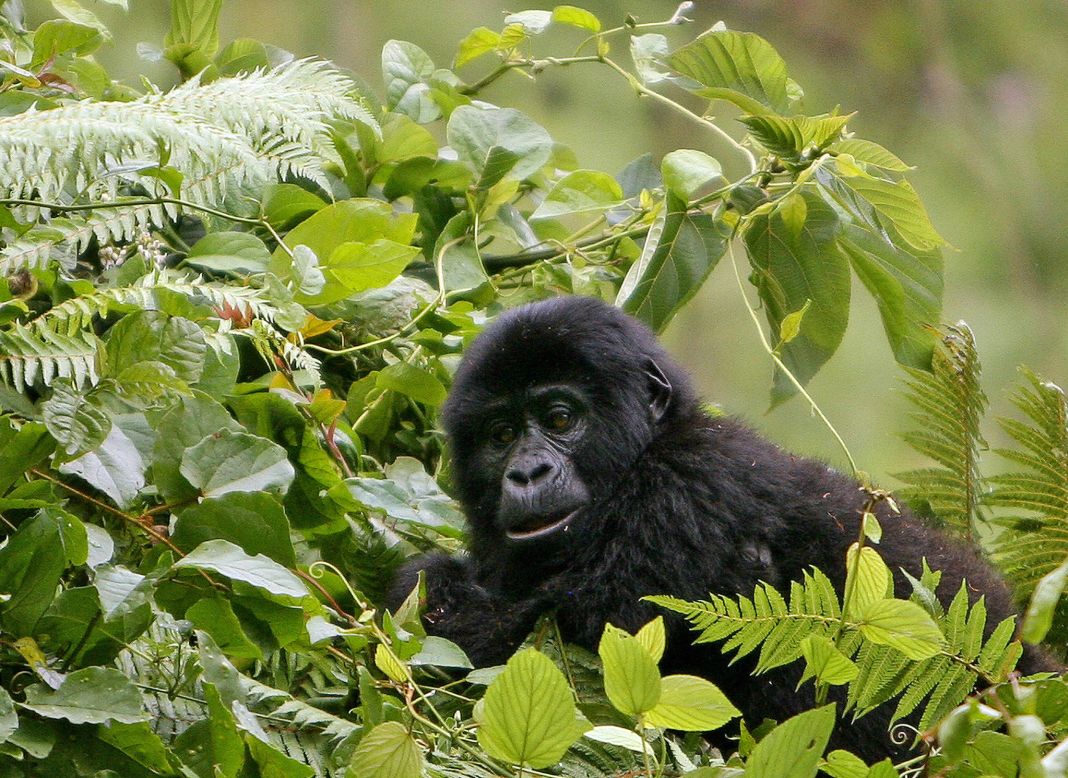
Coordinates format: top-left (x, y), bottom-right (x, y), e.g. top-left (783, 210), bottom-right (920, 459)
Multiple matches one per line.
top-left (0, 60), bottom-right (377, 274)
top-left (0, 325), bottom-right (100, 391)
top-left (988, 371), bottom-right (1068, 600)
top-left (32, 269), bottom-right (281, 336)
top-left (896, 322), bottom-right (987, 539)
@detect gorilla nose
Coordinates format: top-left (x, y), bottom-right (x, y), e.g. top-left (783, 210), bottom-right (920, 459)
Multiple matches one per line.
top-left (506, 461), bottom-right (554, 487)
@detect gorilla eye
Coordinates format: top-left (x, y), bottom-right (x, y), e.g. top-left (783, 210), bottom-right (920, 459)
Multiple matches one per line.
top-left (546, 408), bottom-right (573, 432)
top-left (489, 422), bottom-right (517, 446)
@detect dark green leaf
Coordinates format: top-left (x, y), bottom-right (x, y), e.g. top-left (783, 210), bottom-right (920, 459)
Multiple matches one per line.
top-left (173, 492), bottom-right (296, 567)
top-left (745, 704), bottom-right (836, 778)
top-left (172, 539), bottom-right (307, 600)
top-left (179, 429), bottom-right (295, 498)
top-left (22, 667), bottom-right (146, 725)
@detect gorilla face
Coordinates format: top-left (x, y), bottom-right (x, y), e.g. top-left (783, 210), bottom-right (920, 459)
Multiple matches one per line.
top-left (441, 297), bottom-right (690, 550)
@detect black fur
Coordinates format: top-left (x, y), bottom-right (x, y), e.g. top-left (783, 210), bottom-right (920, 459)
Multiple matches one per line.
top-left (388, 296), bottom-right (1051, 760)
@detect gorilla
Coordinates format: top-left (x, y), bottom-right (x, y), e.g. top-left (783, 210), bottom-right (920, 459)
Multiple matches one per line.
top-left (388, 295), bottom-right (1050, 760)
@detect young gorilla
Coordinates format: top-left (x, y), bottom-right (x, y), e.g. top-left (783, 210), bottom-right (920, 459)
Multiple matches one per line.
top-left (389, 295), bottom-right (1048, 760)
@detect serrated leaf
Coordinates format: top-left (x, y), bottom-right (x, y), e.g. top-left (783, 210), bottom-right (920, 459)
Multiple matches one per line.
top-left (636, 616), bottom-right (666, 663)
top-left (828, 139), bottom-right (910, 171)
top-left (347, 721), bottom-right (423, 778)
top-left (644, 674), bottom-right (740, 731)
top-left (740, 113), bottom-right (852, 158)
top-left (837, 173), bottom-right (945, 251)
top-left (844, 544), bottom-right (893, 618)
top-left (477, 648), bottom-right (584, 768)
top-left (531, 169), bottom-right (625, 220)
top-left (172, 539), bottom-right (307, 599)
top-left (180, 429), bottom-right (295, 498)
top-left (667, 29), bottom-right (791, 115)
top-left (858, 599), bottom-right (945, 660)
top-left (617, 193), bottom-right (728, 332)
top-left (599, 624), bottom-right (661, 716)
top-left (22, 667), bottom-right (146, 725)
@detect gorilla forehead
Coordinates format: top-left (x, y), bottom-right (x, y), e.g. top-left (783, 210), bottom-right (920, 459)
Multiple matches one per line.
top-left (442, 297), bottom-right (682, 432)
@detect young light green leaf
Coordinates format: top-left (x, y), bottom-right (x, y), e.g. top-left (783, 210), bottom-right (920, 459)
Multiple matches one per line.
top-left (667, 29), bottom-right (791, 115)
top-left (447, 105), bottom-right (553, 181)
top-left (744, 704), bottom-right (836, 778)
top-left (262, 184), bottom-right (326, 230)
top-left (300, 239), bottom-right (420, 304)
top-left (778, 191), bottom-right (807, 239)
top-left (799, 635), bottom-right (858, 686)
top-left (599, 623), bottom-right (661, 716)
top-left (347, 721), bottom-right (423, 778)
top-left (1022, 556), bottom-right (1068, 645)
top-left (844, 543), bottom-right (893, 618)
top-left (862, 511), bottom-right (883, 544)
top-left (777, 299), bottom-right (811, 348)
top-left (661, 149), bottom-right (722, 199)
top-left (477, 648), bottom-right (585, 768)
top-left (583, 725), bottom-right (646, 752)
top-left (21, 667), bottom-right (146, 725)
top-left (839, 173), bottom-right (945, 251)
top-left (739, 113), bottom-right (852, 159)
top-left (644, 674), bottom-right (740, 731)
top-left (271, 199), bottom-right (418, 266)
top-left (828, 139), bottom-right (910, 171)
top-left (552, 6), bottom-right (601, 32)
top-left (820, 750), bottom-right (870, 778)
top-left (180, 430), bottom-right (295, 498)
top-left (617, 193), bottom-right (728, 333)
top-left (857, 598), bottom-right (945, 660)
top-left (105, 311), bottom-right (206, 385)
top-left (456, 27), bottom-right (501, 68)
top-left (635, 616), bottom-right (666, 663)
top-left (531, 170), bottom-right (625, 220)
top-left (172, 539), bottom-right (307, 599)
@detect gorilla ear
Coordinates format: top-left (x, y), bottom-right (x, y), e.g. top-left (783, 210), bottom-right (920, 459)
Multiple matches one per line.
top-left (644, 359), bottom-right (673, 422)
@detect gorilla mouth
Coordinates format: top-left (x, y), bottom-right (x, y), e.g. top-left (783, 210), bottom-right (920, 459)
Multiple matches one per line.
top-left (506, 509), bottom-right (580, 541)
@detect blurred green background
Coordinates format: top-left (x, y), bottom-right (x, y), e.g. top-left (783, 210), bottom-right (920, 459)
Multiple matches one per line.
top-left (35, 0), bottom-right (1068, 482)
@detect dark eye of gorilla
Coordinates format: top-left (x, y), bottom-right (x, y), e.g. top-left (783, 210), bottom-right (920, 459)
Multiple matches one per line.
top-left (488, 421), bottom-right (517, 446)
top-left (544, 406), bottom-right (572, 432)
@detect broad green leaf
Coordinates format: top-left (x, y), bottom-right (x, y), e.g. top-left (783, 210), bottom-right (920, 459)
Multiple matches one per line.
top-left (862, 511), bottom-right (883, 544)
top-left (743, 191), bottom-right (847, 406)
top-left (827, 170), bottom-right (945, 251)
top-left (617, 193), bottom-right (728, 333)
top-left (583, 725), bottom-right (646, 752)
top-left (105, 311), bottom-right (206, 385)
top-left (837, 223), bottom-right (942, 370)
top-left (300, 239), bottom-right (421, 305)
top-left (0, 421), bottom-right (53, 494)
top-left (379, 113), bottom-right (438, 163)
top-left (187, 597), bottom-right (262, 660)
top-left (262, 184), bottom-right (326, 230)
top-left (478, 648), bottom-right (584, 768)
top-left (246, 735), bottom-right (315, 778)
top-left (820, 750), bottom-right (870, 778)
top-left (644, 674), bottom-right (740, 730)
top-left (288, 245), bottom-right (325, 298)
top-left (667, 29), bottom-right (791, 115)
top-left (377, 362), bottom-right (447, 406)
top-left (552, 6), bottom-right (601, 32)
top-left (843, 544), bottom-right (893, 618)
top-left (739, 113), bottom-right (852, 159)
top-left (164, 0), bottom-right (220, 75)
top-left (32, 20), bottom-right (102, 65)
top-left (447, 105), bottom-right (553, 181)
top-left (173, 492), bottom-right (296, 567)
top-left (435, 213), bottom-right (489, 294)
top-left (58, 423), bottom-right (145, 509)
top-left (1022, 556), bottom-right (1068, 644)
top-left (0, 687), bottom-right (16, 744)
top-left (152, 394), bottom-right (243, 504)
top-left (630, 33), bottom-right (672, 85)
top-left (409, 636), bottom-right (473, 669)
top-left (660, 149), bottom-right (723, 199)
top-left (382, 40), bottom-right (439, 123)
top-left (186, 231), bottom-right (271, 275)
top-left (828, 139), bottom-right (910, 171)
top-left (374, 643), bottom-right (407, 682)
top-left (22, 667), bottom-right (146, 725)
top-left (172, 539), bottom-right (307, 600)
top-left (857, 599), bottom-right (945, 659)
top-left (97, 721), bottom-right (174, 774)
top-left (42, 379), bottom-right (111, 458)
top-left (271, 199), bottom-right (418, 265)
top-left (180, 429), bottom-right (295, 498)
top-left (348, 721), bottom-right (423, 778)
top-left (215, 36), bottom-right (270, 75)
top-left (0, 509), bottom-right (85, 635)
top-left (456, 27), bottom-right (501, 68)
top-left (531, 170), bottom-right (625, 220)
top-left (599, 623), bottom-right (661, 716)
top-left (635, 616), bottom-right (666, 663)
top-left (799, 635), bottom-right (858, 686)
top-left (745, 704), bottom-right (836, 778)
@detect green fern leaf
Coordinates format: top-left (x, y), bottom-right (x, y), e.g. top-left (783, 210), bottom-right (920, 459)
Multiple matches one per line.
top-left (0, 325), bottom-right (100, 390)
top-left (897, 322), bottom-right (987, 539)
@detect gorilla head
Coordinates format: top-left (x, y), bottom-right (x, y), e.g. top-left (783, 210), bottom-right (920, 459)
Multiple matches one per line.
top-left (440, 297), bottom-right (695, 556)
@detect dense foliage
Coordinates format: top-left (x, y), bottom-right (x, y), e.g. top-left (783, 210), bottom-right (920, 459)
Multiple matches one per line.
top-left (0, 1), bottom-right (1065, 776)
